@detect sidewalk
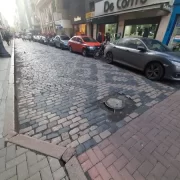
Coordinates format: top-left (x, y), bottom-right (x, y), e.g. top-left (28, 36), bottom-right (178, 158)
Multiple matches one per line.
top-left (78, 90), bottom-right (180, 180)
top-left (0, 42), bottom-right (12, 138)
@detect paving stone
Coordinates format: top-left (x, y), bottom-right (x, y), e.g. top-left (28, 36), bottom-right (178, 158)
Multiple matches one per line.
top-left (58, 118), bottom-right (67, 124)
top-left (79, 123), bottom-right (89, 130)
top-left (69, 128), bottom-right (80, 135)
top-left (51, 137), bottom-right (61, 144)
top-left (70, 122), bottom-right (79, 129)
top-left (20, 126), bottom-right (32, 134)
top-left (100, 130), bottom-right (111, 139)
top-left (0, 166), bottom-right (16, 180)
top-left (47, 132), bottom-right (59, 140)
top-left (29, 158), bottom-right (49, 176)
top-left (72, 117), bottom-right (81, 123)
top-left (61, 132), bottom-right (70, 141)
top-left (40, 165), bottom-right (53, 180)
top-left (63, 121), bottom-right (72, 127)
top-left (93, 135), bottom-right (102, 143)
top-left (70, 140), bottom-right (79, 148)
top-left (36, 125), bottom-right (47, 133)
top-left (78, 134), bottom-right (91, 144)
top-left (17, 161), bottom-right (29, 180)
top-left (53, 167), bottom-right (66, 180)
top-left (0, 148), bottom-right (6, 158)
top-left (49, 116), bottom-right (60, 122)
top-left (89, 130), bottom-right (98, 137)
top-left (39, 120), bottom-right (49, 126)
top-left (6, 145), bottom-right (16, 162)
top-left (6, 153), bottom-right (26, 169)
top-left (48, 157), bottom-right (61, 172)
top-left (27, 172), bottom-right (41, 180)
top-left (26, 151), bottom-right (37, 166)
top-left (52, 124), bottom-right (63, 132)
top-left (0, 156), bottom-right (5, 173)
top-left (60, 139), bottom-right (71, 147)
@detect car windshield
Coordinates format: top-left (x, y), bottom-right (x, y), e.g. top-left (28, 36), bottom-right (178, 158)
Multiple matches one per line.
top-left (60, 36), bottom-right (70, 40)
top-left (82, 37), bottom-right (97, 42)
top-left (142, 39), bottom-right (171, 52)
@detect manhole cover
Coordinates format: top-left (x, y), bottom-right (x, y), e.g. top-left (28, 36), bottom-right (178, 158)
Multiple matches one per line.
top-left (105, 97), bottom-right (125, 110)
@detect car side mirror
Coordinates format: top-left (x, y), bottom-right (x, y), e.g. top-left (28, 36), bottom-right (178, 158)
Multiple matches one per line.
top-left (137, 46), bottom-right (146, 52)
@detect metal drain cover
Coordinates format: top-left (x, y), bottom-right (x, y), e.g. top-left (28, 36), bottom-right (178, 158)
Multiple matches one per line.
top-left (105, 97), bottom-right (125, 110)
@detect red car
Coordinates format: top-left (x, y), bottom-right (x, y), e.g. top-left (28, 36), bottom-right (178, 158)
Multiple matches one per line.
top-left (68, 36), bottom-right (101, 56)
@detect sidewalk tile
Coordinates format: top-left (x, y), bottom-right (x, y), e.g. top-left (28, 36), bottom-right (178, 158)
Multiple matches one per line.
top-left (17, 161), bottom-right (29, 180)
top-left (88, 167), bottom-right (99, 179)
top-left (81, 159), bottom-right (93, 172)
top-left (78, 152), bottom-right (89, 164)
top-left (27, 172), bottom-right (41, 180)
top-left (102, 153), bottom-right (116, 168)
top-left (92, 146), bottom-right (105, 161)
top-left (86, 149), bottom-right (99, 165)
top-left (95, 162), bottom-right (112, 180)
top-left (119, 168), bottom-right (135, 180)
top-left (138, 160), bottom-right (154, 177)
top-left (40, 166), bottom-right (53, 180)
top-left (107, 165), bottom-right (124, 180)
top-left (114, 155), bottom-right (129, 171)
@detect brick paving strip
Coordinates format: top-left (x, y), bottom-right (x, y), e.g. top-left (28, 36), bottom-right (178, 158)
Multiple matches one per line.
top-left (78, 91), bottom-right (180, 180)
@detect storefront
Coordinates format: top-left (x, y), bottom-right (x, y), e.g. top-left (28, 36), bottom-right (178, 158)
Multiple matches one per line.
top-left (94, 0), bottom-right (173, 41)
top-left (163, 0), bottom-right (180, 50)
top-left (92, 15), bottom-right (118, 41)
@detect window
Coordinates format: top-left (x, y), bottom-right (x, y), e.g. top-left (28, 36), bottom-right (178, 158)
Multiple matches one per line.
top-left (125, 39), bottom-right (146, 49)
top-left (89, 1), bottom-right (95, 12)
top-left (82, 37), bottom-right (97, 42)
top-left (72, 37), bottom-right (77, 41)
top-left (77, 38), bottom-right (83, 43)
top-left (142, 39), bottom-right (170, 52)
top-left (60, 36), bottom-right (70, 40)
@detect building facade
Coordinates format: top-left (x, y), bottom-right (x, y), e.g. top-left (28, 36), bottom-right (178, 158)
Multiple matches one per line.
top-left (92, 0), bottom-right (174, 41)
top-left (35, 0), bottom-right (72, 36)
top-left (163, 0), bottom-right (180, 49)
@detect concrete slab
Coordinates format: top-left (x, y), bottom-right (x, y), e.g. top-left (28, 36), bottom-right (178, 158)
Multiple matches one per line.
top-left (8, 134), bottom-right (66, 159)
top-left (65, 156), bottom-right (87, 180)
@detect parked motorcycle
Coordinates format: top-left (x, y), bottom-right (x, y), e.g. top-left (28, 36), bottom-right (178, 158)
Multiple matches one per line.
top-left (93, 42), bottom-right (106, 59)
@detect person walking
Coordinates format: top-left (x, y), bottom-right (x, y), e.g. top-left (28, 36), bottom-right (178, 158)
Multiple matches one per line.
top-left (97, 32), bottom-right (103, 43)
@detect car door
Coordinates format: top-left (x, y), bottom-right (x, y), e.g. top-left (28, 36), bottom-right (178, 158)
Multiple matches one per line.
top-left (76, 38), bottom-right (83, 53)
top-left (111, 39), bottom-right (131, 63)
top-left (123, 39), bottom-right (148, 70)
top-left (70, 37), bottom-right (77, 52)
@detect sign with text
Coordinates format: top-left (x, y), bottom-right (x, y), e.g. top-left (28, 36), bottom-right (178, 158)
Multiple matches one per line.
top-left (95, 0), bottom-right (172, 16)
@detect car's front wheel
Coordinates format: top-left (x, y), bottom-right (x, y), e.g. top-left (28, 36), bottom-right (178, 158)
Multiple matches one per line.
top-left (145, 62), bottom-right (164, 81)
top-left (105, 52), bottom-right (113, 64)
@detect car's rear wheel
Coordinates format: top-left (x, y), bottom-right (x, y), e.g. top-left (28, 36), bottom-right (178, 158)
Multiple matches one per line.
top-left (82, 49), bottom-right (87, 56)
top-left (145, 62), bottom-right (164, 81)
top-left (105, 52), bottom-right (113, 64)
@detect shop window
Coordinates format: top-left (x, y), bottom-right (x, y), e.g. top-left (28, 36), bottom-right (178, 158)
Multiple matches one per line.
top-left (168, 16), bottom-right (180, 51)
top-left (89, 1), bottom-right (95, 12)
top-left (97, 23), bottom-right (117, 42)
top-left (124, 24), bottom-right (158, 39)
top-left (74, 24), bottom-right (86, 35)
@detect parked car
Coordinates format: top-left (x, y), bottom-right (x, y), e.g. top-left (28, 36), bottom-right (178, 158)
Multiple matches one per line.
top-left (49, 37), bottom-right (55, 46)
top-left (104, 37), bottom-right (180, 81)
top-left (54, 35), bottom-right (70, 49)
top-left (39, 36), bottom-right (48, 45)
top-left (68, 36), bottom-right (101, 56)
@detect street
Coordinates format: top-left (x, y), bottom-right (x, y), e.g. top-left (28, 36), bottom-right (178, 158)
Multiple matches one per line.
top-left (15, 39), bottom-right (178, 154)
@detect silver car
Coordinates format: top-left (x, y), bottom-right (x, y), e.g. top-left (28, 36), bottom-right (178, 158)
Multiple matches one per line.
top-left (54, 35), bottom-right (70, 49)
top-left (104, 38), bottom-right (180, 81)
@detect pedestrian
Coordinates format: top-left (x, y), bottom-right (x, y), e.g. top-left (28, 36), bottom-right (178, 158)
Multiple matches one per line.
top-left (97, 32), bottom-right (102, 43)
top-left (105, 32), bottom-right (111, 43)
top-left (143, 28), bottom-right (149, 38)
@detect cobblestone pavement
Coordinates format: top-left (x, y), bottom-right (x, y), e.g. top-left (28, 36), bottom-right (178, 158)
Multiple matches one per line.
top-left (78, 91), bottom-right (180, 180)
top-left (15, 39), bottom-right (179, 154)
top-left (0, 138), bottom-right (68, 180)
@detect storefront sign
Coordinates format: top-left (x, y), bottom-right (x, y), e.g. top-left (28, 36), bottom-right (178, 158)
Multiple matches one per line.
top-left (104, 0), bottom-right (147, 12)
top-left (95, 0), bottom-right (173, 17)
top-left (86, 12), bottom-right (95, 19)
top-left (74, 16), bottom-right (81, 22)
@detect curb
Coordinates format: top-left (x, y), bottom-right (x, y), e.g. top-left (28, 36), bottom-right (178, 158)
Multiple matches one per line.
top-left (3, 40), bottom-right (15, 136)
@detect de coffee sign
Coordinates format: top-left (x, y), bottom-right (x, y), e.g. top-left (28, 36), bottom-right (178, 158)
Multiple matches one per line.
top-left (104, 0), bottom-right (148, 12)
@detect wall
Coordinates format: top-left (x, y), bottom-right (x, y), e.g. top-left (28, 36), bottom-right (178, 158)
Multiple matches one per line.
top-left (163, 0), bottom-right (180, 44)
top-left (156, 14), bottom-right (171, 41)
